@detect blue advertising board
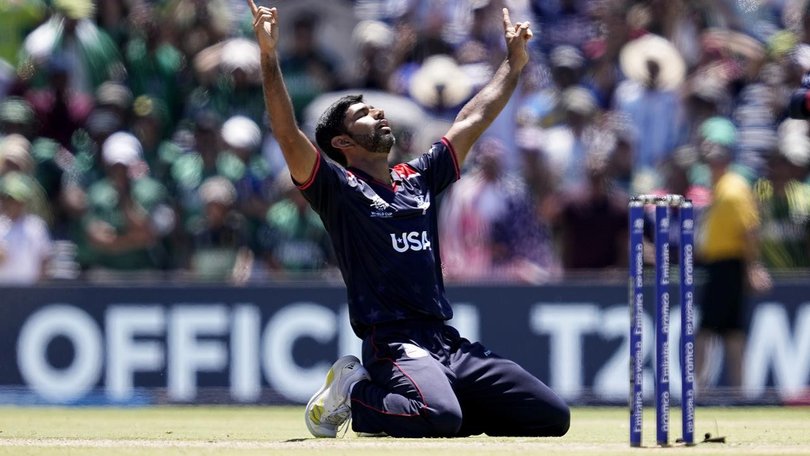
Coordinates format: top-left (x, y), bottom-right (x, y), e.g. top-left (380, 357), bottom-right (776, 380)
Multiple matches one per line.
top-left (0, 282), bottom-right (807, 405)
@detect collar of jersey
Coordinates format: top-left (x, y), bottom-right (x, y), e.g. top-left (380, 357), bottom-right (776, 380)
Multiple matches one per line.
top-left (346, 166), bottom-right (400, 190)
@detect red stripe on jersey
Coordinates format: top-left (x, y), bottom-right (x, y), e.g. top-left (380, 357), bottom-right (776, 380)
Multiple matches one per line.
top-left (441, 137), bottom-right (460, 179)
top-left (296, 151), bottom-right (322, 190)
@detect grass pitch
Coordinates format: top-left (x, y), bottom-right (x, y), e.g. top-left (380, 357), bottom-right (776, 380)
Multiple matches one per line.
top-left (0, 406), bottom-right (809, 455)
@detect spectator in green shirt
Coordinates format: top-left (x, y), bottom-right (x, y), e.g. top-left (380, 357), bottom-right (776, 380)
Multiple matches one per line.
top-left (753, 124), bottom-right (810, 269)
top-left (79, 131), bottom-right (175, 273)
top-left (0, 0), bottom-right (46, 66)
top-left (189, 176), bottom-right (253, 283)
top-left (258, 172), bottom-right (335, 279)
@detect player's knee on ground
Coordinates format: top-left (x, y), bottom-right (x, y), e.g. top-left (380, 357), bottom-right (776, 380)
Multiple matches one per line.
top-left (514, 403), bottom-right (569, 437)
top-left (537, 388), bottom-right (571, 437)
top-left (487, 398), bottom-right (570, 437)
top-left (533, 396), bottom-right (571, 437)
top-left (547, 403), bottom-right (570, 437)
top-left (426, 405), bottom-right (463, 437)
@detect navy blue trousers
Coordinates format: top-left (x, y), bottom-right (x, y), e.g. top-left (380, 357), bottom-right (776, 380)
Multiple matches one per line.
top-left (350, 321), bottom-right (570, 438)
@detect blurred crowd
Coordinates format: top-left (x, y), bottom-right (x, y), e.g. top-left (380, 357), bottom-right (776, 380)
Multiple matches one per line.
top-left (1, 0), bottom-right (810, 284)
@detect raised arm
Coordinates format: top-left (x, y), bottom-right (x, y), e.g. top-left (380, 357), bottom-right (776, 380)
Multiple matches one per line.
top-left (444, 8), bottom-right (533, 164)
top-left (248, 0), bottom-right (317, 183)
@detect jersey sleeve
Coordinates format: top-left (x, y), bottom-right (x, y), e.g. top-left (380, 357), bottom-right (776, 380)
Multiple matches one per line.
top-left (293, 152), bottom-right (346, 216)
top-left (406, 137), bottom-right (461, 195)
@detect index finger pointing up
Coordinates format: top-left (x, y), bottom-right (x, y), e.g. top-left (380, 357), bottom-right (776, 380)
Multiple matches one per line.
top-left (246, 0), bottom-right (258, 15)
top-left (502, 8), bottom-right (513, 31)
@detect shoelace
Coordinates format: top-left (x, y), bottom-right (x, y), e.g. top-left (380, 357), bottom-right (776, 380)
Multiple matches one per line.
top-left (337, 416), bottom-right (351, 438)
top-left (324, 404), bottom-right (351, 438)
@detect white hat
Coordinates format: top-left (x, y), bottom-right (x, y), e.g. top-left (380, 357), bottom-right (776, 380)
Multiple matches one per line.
top-left (791, 44), bottom-right (810, 71)
top-left (220, 38), bottom-right (261, 76)
top-left (778, 119), bottom-right (810, 166)
top-left (352, 20), bottom-right (394, 49)
top-left (221, 115), bottom-right (262, 150)
top-left (102, 131), bottom-right (142, 166)
top-left (780, 134), bottom-right (810, 166)
top-left (561, 87), bottom-right (598, 116)
top-left (199, 176), bottom-right (237, 205)
top-left (409, 55), bottom-right (473, 109)
top-left (96, 81), bottom-right (133, 110)
top-left (550, 45), bottom-right (584, 70)
top-left (619, 34), bottom-right (685, 90)
top-left (0, 134), bottom-right (34, 173)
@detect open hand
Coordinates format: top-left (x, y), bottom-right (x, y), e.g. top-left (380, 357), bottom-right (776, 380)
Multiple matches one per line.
top-left (247, 0), bottom-right (279, 55)
top-left (747, 263), bottom-right (772, 295)
top-left (502, 8), bottom-right (533, 71)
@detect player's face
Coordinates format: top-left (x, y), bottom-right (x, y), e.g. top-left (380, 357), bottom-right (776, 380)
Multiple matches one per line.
top-left (344, 102), bottom-right (395, 154)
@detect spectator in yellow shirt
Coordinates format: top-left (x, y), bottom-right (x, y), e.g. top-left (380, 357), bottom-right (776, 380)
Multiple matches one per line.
top-left (695, 117), bottom-right (771, 395)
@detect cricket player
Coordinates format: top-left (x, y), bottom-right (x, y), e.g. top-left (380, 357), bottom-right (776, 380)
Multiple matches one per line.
top-left (247, 0), bottom-right (570, 438)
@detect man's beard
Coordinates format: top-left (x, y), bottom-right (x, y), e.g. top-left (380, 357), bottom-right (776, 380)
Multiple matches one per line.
top-left (349, 129), bottom-right (395, 154)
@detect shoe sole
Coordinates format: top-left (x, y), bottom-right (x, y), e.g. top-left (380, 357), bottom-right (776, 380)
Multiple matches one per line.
top-left (305, 355), bottom-right (361, 438)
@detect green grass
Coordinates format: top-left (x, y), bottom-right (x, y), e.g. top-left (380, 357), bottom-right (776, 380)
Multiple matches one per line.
top-left (0, 406), bottom-right (809, 455)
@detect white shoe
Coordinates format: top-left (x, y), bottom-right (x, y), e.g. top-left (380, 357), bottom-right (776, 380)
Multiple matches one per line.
top-left (305, 355), bottom-right (370, 438)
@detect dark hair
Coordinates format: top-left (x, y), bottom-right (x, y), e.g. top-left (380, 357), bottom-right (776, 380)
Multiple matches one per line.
top-left (315, 94), bottom-right (363, 167)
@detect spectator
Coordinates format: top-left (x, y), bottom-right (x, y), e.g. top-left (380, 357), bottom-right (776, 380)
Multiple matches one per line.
top-left (190, 38), bottom-right (265, 126)
top-left (683, 75), bottom-right (730, 141)
top-left (78, 132), bottom-right (175, 273)
top-left (25, 55), bottom-right (94, 148)
top-left (189, 176), bottom-right (253, 283)
top-left (695, 116), bottom-right (771, 393)
top-left (403, 3), bottom-right (455, 63)
top-left (0, 0), bottom-right (805, 286)
top-left (0, 172), bottom-right (52, 284)
top-left (19, 0), bottom-right (123, 93)
top-left (732, 81), bottom-right (779, 181)
top-left (219, 115), bottom-right (272, 225)
top-left (517, 44), bottom-right (587, 129)
top-left (352, 20), bottom-right (397, 90)
top-left (602, 112), bottom-right (638, 192)
top-left (162, 0), bottom-right (234, 60)
top-left (169, 110), bottom-right (226, 233)
top-left (540, 86), bottom-right (601, 191)
top-left (0, 59), bottom-right (13, 99)
top-left (123, 6), bottom-right (186, 127)
top-left (440, 139), bottom-right (558, 283)
top-left (258, 173), bottom-right (335, 278)
top-left (532, 0), bottom-right (595, 53)
top-left (643, 145), bottom-right (712, 264)
top-left (131, 95), bottom-right (173, 182)
top-left (615, 34), bottom-right (687, 174)
top-left (280, 12), bottom-right (342, 120)
top-left (0, 134), bottom-right (50, 223)
top-left (65, 107), bottom-right (124, 192)
top-left (0, 97), bottom-right (37, 140)
top-left (408, 54), bottom-right (474, 118)
top-left (454, 1), bottom-right (510, 89)
top-left (753, 121), bottom-right (810, 269)
top-left (550, 149), bottom-right (629, 271)
top-left (95, 0), bottom-right (131, 44)
top-left (94, 80), bottom-right (133, 125)
top-left (0, 0), bottom-right (46, 67)
top-left (28, 137), bottom-right (74, 237)
top-left (387, 5), bottom-right (457, 102)
top-left (0, 134), bottom-right (36, 177)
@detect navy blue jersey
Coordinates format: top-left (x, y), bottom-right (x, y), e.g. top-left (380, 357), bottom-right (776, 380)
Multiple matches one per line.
top-left (296, 138), bottom-right (461, 337)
